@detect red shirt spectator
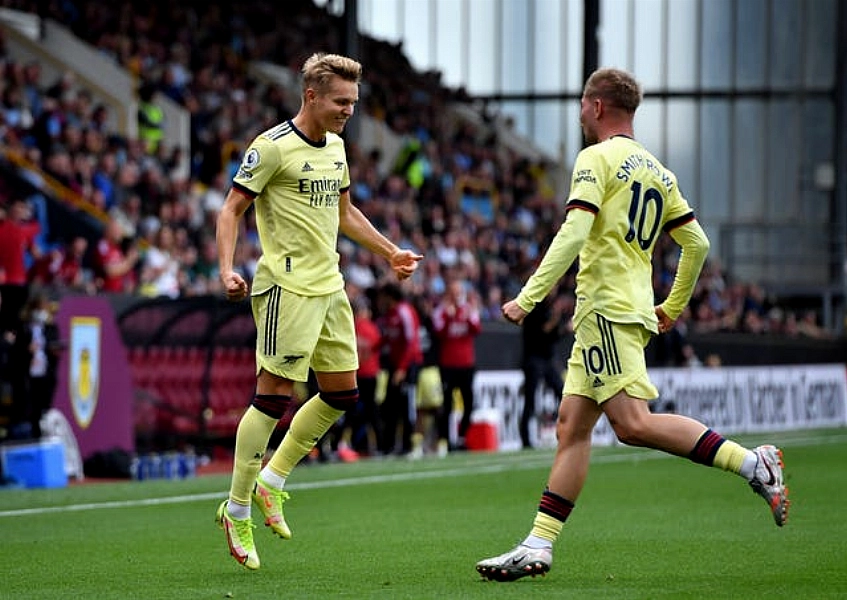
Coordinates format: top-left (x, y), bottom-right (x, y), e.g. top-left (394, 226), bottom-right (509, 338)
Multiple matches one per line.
top-left (57, 236), bottom-right (88, 288)
top-left (0, 200), bottom-right (40, 286)
top-left (0, 199), bottom-right (40, 333)
top-left (432, 279), bottom-right (482, 368)
top-left (355, 304), bottom-right (382, 379)
top-left (431, 278), bottom-right (482, 448)
top-left (380, 289), bottom-right (423, 373)
top-left (28, 248), bottom-right (63, 286)
top-left (96, 219), bottom-right (138, 293)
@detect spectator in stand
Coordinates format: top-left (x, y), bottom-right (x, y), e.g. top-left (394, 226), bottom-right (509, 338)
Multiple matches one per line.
top-left (21, 60), bottom-right (44, 122)
top-left (137, 81), bottom-right (164, 155)
top-left (0, 1), bottom-right (815, 337)
top-left (479, 281), bottom-right (507, 322)
top-left (109, 192), bottom-right (143, 238)
top-left (431, 276), bottom-right (482, 452)
top-left (189, 235), bottom-right (222, 296)
top-left (1, 83), bottom-right (34, 134)
top-left (30, 95), bottom-right (64, 157)
top-left (343, 246), bottom-right (379, 290)
top-left (28, 235), bottom-right (92, 294)
top-left (138, 224), bottom-right (181, 299)
top-left (377, 282), bottom-right (423, 456)
top-left (58, 236), bottom-right (93, 292)
top-left (92, 151), bottom-right (120, 210)
top-left (797, 310), bottom-right (829, 339)
top-left (27, 247), bottom-right (63, 290)
top-left (95, 217), bottom-right (138, 293)
top-left (0, 199), bottom-right (41, 334)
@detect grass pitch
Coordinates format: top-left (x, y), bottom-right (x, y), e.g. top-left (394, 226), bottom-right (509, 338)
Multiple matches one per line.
top-left (1, 428), bottom-right (845, 599)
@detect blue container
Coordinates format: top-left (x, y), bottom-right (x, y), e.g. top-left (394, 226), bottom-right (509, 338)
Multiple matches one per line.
top-left (145, 453), bottom-right (162, 479)
top-left (178, 451), bottom-right (197, 479)
top-left (161, 453), bottom-right (181, 480)
top-left (1, 441), bottom-right (67, 488)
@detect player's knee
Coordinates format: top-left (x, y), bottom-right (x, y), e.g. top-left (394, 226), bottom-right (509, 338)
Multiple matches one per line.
top-left (609, 418), bottom-right (649, 447)
top-left (320, 388), bottom-right (359, 411)
top-left (555, 412), bottom-right (594, 444)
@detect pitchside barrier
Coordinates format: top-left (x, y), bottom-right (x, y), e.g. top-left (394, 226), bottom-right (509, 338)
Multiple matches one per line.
top-left (471, 364), bottom-right (847, 451)
top-left (42, 296), bottom-right (847, 462)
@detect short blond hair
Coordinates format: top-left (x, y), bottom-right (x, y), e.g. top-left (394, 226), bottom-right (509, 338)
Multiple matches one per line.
top-left (301, 53), bottom-right (362, 93)
top-left (583, 68), bottom-right (642, 113)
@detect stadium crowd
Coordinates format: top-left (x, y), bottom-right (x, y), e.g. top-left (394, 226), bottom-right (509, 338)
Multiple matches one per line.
top-left (0, 0), bottom-right (831, 345)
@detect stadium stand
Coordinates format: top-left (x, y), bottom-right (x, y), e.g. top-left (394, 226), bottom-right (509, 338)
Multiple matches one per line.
top-left (0, 1), bottom-right (836, 450)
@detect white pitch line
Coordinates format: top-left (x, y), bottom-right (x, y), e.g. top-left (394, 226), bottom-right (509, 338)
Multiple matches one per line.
top-left (0, 431), bottom-right (843, 518)
top-left (0, 452), bottom-right (645, 518)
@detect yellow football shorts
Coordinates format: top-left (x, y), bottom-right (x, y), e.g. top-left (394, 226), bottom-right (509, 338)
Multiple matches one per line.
top-left (251, 286), bottom-right (358, 382)
top-left (416, 365), bottom-right (444, 409)
top-left (563, 312), bottom-right (659, 403)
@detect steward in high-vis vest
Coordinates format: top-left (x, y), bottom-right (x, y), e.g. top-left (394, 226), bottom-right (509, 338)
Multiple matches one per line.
top-left (137, 82), bottom-right (164, 154)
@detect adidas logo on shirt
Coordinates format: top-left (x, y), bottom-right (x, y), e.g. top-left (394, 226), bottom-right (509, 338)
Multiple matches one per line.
top-left (302, 162), bottom-right (314, 172)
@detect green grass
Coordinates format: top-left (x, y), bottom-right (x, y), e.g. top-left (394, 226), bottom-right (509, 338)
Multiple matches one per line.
top-left (2, 428), bottom-right (846, 599)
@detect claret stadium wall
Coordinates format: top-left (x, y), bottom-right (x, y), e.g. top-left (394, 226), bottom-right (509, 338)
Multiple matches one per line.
top-left (46, 296), bottom-right (847, 461)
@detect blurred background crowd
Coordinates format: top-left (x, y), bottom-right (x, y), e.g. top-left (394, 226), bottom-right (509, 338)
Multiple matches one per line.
top-left (0, 0), bottom-right (832, 344)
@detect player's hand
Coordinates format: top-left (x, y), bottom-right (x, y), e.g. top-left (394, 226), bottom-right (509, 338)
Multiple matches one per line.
top-left (655, 305), bottom-right (674, 333)
top-left (501, 299), bottom-right (528, 325)
top-left (221, 271), bottom-right (249, 302)
top-left (390, 249), bottom-right (423, 281)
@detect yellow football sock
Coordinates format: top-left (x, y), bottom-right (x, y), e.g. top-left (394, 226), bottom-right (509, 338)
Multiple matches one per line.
top-left (267, 394), bottom-right (344, 479)
top-left (713, 439), bottom-right (748, 474)
top-left (229, 406), bottom-right (278, 505)
top-left (530, 513), bottom-right (564, 543)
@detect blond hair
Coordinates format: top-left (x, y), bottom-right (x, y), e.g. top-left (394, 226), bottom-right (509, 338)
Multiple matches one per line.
top-left (301, 53), bottom-right (362, 93)
top-left (583, 68), bottom-right (642, 113)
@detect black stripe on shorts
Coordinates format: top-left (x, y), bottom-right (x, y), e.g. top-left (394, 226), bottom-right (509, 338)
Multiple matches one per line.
top-left (596, 314), bottom-right (622, 376)
top-left (264, 286), bottom-right (281, 356)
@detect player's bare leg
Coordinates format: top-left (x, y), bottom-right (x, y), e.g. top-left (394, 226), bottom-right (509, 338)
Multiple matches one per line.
top-left (602, 393), bottom-right (788, 525)
top-left (476, 395), bottom-right (600, 581)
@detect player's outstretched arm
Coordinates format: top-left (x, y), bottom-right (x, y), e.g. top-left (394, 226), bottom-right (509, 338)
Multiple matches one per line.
top-left (512, 207), bottom-right (594, 316)
top-left (339, 191), bottom-right (423, 279)
top-left (657, 219), bottom-right (710, 324)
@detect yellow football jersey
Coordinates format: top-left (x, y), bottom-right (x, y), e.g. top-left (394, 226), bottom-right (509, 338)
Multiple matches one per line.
top-left (233, 120), bottom-right (351, 296)
top-left (567, 135), bottom-right (695, 331)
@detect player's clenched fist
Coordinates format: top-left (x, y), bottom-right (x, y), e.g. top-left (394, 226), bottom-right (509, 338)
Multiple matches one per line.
top-left (221, 271), bottom-right (249, 301)
top-left (501, 299), bottom-right (528, 325)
